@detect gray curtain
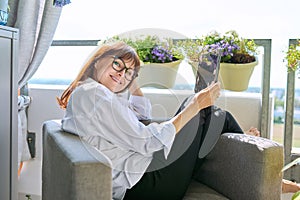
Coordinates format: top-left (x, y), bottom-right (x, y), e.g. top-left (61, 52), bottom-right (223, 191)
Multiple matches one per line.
top-left (7, 0), bottom-right (62, 88)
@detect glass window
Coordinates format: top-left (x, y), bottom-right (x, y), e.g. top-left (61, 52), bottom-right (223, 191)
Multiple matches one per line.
top-left (29, 46), bottom-right (96, 85)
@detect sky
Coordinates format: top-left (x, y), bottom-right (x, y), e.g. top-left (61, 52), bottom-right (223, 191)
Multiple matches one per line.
top-left (34, 0), bottom-right (300, 89)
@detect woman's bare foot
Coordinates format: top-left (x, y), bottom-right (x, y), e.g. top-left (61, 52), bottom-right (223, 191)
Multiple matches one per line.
top-left (282, 179), bottom-right (300, 193)
top-left (245, 127), bottom-right (260, 137)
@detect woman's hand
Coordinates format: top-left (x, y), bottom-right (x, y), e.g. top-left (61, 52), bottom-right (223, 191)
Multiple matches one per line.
top-left (171, 82), bottom-right (221, 133)
top-left (129, 79), bottom-right (143, 96)
top-left (192, 82), bottom-right (221, 111)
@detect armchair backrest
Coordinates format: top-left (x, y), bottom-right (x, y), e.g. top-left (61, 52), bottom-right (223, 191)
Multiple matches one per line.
top-left (42, 120), bottom-right (112, 200)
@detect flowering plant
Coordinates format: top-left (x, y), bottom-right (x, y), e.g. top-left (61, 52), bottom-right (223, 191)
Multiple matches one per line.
top-left (176, 38), bottom-right (202, 62)
top-left (53, 0), bottom-right (71, 7)
top-left (178, 30), bottom-right (259, 64)
top-left (284, 40), bottom-right (300, 72)
top-left (109, 35), bottom-right (184, 64)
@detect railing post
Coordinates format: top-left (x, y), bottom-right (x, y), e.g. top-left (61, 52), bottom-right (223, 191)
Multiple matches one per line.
top-left (283, 39), bottom-right (297, 180)
top-left (254, 39), bottom-right (272, 138)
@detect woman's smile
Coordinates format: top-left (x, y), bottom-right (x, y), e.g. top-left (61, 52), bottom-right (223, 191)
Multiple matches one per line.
top-left (110, 74), bottom-right (123, 84)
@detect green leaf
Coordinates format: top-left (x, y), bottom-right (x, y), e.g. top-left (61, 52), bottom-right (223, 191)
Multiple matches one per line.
top-left (292, 191), bottom-right (300, 200)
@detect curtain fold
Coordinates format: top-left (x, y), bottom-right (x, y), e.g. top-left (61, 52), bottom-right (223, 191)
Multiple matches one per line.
top-left (7, 0), bottom-right (62, 88)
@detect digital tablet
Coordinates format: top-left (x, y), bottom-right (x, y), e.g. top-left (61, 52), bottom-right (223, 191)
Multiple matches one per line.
top-left (194, 48), bottom-right (222, 92)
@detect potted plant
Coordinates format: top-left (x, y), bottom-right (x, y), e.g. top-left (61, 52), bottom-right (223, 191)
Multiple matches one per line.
top-left (284, 39), bottom-right (300, 73)
top-left (179, 30), bottom-right (259, 91)
top-left (108, 35), bottom-right (184, 88)
top-left (176, 38), bottom-right (203, 75)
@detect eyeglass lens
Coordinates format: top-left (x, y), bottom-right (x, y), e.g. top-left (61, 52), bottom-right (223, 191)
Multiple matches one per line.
top-left (112, 57), bottom-right (135, 81)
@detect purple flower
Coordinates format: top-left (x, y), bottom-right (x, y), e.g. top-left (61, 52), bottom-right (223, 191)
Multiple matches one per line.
top-left (53, 0), bottom-right (71, 7)
top-left (204, 38), bottom-right (242, 62)
top-left (150, 46), bottom-right (174, 63)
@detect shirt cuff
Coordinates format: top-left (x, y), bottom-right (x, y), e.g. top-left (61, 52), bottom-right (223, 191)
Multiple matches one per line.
top-left (150, 122), bottom-right (176, 159)
top-left (129, 95), bottom-right (152, 120)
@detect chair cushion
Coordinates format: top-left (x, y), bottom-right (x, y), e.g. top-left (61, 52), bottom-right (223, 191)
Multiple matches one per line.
top-left (184, 181), bottom-right (229, 200)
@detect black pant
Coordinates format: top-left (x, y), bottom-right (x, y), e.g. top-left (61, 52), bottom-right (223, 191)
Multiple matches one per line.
top-left (124, 104), bottom-right (243, 200)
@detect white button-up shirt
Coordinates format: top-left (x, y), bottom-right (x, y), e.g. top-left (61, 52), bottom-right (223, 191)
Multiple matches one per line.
top-left (62, 78), bottom-right (176, 200)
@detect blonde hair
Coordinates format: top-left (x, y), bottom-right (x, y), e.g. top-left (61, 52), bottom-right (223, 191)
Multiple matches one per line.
top-left (57, 42), bottom-right (140, 109)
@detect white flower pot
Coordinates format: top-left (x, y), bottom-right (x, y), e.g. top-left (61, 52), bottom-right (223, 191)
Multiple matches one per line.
top-left (219, 60), bottom-right (259, 91)
top-left (188, 59), bottom-right (258, 92)
top-left (188, 60), bottom-right (199, 77)
top-left (136, 60), bottom-right (182, 89)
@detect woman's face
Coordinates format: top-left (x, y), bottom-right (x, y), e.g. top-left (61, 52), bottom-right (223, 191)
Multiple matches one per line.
top-left (95, 56), bottom-right (136, 93)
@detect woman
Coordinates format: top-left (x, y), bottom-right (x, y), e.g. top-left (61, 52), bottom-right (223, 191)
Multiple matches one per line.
top-left (58, 41), bottom-right (223, 200)
top-left (57, 41), bottom-right (296, 200)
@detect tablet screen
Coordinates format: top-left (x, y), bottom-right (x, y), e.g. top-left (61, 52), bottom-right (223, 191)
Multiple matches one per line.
top-left (194, 48), bottom-right (221, 92)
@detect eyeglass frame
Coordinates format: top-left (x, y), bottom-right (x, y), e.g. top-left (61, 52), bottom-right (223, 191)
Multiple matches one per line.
top-left (111, 56), bottom-right (138, 81)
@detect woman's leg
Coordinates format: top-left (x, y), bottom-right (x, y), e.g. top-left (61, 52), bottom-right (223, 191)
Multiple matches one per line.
top-left (176, 95), bottom-right (244, 135)
top-left (192, 106), bottom-right (244, 180)
top-left (124, 98), bottom-right (244, 200)
top-left (124, 114), bottom-right (204, 200)
top-left (202, 106), bottom-right (244, 134)
top-left (125, 97), bottom-right (206, 200)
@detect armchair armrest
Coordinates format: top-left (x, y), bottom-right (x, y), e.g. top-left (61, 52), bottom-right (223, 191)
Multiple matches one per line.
top-left (196, 133), bottom-right (284, 200)
top-left (42, 120), bottom-right (112, 200)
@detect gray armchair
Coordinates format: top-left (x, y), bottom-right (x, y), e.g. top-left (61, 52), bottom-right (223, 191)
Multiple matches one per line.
top-left (42, 120), bottom-right (283, 200)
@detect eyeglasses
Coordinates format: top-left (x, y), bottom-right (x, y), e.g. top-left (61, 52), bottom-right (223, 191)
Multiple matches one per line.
top-left (111, 56), bottom-right (137, 81)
